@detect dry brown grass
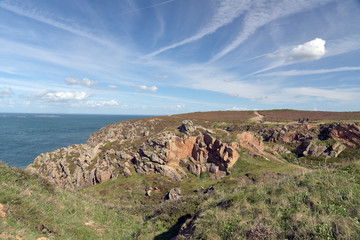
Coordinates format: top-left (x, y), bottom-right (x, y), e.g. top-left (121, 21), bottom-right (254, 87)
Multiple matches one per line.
top-left (258, 110), bottom-right (360, 122)
top-left (170, 111), bottom-right (256, 123)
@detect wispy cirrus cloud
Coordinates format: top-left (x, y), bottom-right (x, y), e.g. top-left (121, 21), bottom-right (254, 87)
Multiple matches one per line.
top-left (325, 35), bottom-right (360, 57)
top-left (145, 0), bottom-right (251, 58)
top-left (248, 86), bottom-right (360, 104)
top-left (211, 0), bottom-right (334, 62)
top-left (187, 72), bottom-right (274, 100)
top-left (170, 62), bottom-right (360, 104)
top-left (0, 0), bottom-right (113, 47)
top-left (282, 87), bottom-right (360, 102)
top-left (119, 0), bottom-right (176, 16)
top-left (261, 66), bottom-right (360, 77)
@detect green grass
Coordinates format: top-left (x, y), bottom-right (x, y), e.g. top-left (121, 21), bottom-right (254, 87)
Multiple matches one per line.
top-left (1, 142), bottom-right (360, 239)
top-left (228, 149), bottom-right (296, 178)
top-left (185, 160), bottom-right (360, 239)
top-left (0, 161), bottom-right (143, 239)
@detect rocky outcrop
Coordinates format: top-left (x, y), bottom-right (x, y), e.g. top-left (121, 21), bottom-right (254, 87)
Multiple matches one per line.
top-left (259, 124), bottom-right (315, 146)
top-left (27, 118), bottom-right (167, 189)
top-left (27, 119), bottom-right (241, 189)
top-left (296, 140), bottom-right (347, 159)
top-left (179, 120), bottom-right (194, 134)
top-left (169, 132), bottom-right (240, 179)
top-left (164, 188), bottom-right (181, 201)
top-left (259, 123), bottom-right (359, 158)
top-left (27, 116), bottom-right (359, 190)
top-left (26, 143), bottom-right (134, 189)
top-left (319, 123), bottom-right (360, 148)
top-left (297, 141), bottom-right (327, 157)
top-left (330, 142), bottom-right (347, 158)
top-left (132, 130), bottom-right (240, 180)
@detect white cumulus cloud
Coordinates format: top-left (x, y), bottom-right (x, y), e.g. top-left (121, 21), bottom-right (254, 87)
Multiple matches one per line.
top-left (252, 38), bottom-right (328, 75)
top-left (65, 78), bottom-right (98, 88)
top-left (28, 90), bottom-right (91, 102)
top-left (137, 85), bottom-right (158, 92)
top-left (288, 38), bottom-right (326, 62)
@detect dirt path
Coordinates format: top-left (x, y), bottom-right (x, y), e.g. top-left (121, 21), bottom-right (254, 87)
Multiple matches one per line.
top-left (250, 111), bottom-right (264, 123)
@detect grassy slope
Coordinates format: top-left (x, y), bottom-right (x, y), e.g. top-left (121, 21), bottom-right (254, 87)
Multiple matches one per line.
top-left (0, 150), bottom-right (300, 239)
top-left (0, 161), bottom-right (143, 240)
top-left (2, 153), bottom-right (359, 239)
top-left (184, 160), bottom-right (360, 239)
top-left (81, 148), bottom-right (301, 239)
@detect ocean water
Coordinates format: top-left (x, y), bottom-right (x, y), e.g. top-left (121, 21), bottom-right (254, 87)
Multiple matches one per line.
top-left (0, 113), bottom-right (149, 168)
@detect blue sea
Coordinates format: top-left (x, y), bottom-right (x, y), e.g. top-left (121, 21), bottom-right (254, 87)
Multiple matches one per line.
top-left (0, 113), bottom-right (149, 168)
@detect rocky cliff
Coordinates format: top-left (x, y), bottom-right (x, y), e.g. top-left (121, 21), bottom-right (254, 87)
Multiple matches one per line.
top-left (26, 114), bottom-right (360, 189)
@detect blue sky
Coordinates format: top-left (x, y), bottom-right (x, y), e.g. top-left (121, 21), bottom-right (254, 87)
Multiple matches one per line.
top-left (0, 0), bottom-right (359, 115)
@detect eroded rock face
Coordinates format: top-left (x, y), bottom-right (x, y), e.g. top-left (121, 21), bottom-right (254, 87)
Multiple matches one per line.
top-left (166, 132), bottom-right (239, 179)
top-left (237, 132), bottom-right (264, 154)
top-left (259, 123), bottom-right (359, 158)
top-left (320, 123), bottom-right (360, 148)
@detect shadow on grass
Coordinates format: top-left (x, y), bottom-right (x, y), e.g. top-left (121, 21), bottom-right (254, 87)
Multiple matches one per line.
top-left (154, 214), bottom-right (192, 240)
